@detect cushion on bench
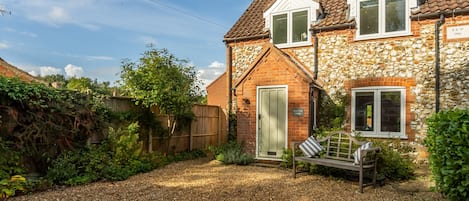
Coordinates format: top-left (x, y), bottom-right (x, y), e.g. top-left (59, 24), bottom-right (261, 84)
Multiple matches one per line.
top-left (299, 136), bottom-right (323, 157)
top-left (353, 142), bottom-right (372, 164)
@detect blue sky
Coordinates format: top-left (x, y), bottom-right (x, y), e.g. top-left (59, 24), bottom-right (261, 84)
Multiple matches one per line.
top-left (0, 0), bottom-right (251, 87)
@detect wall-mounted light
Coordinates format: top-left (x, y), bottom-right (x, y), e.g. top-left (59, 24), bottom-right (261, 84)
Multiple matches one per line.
top-left (243, 98), bottom-right (250, 105)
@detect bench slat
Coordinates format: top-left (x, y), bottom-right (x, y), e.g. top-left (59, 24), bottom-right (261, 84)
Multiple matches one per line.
top-left (295, 157), bottom-right (375, 171)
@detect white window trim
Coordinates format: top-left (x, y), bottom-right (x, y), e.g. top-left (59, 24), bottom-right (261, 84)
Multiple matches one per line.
top-left (256, 85), bottom-right (289, 160)
top-left (271, 8), bottom-right (312, 48)
top-left (351, 86), bottom-right (407, 139)
top-left (355, 0), bottom-right (412, 41)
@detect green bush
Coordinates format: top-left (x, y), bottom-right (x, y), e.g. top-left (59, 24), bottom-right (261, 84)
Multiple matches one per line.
top-left (280, 148), bottom-right (305, 168)
top-left (425, 109), bottom-right (469, 201)
top-left (0, 138), bottom-right (24, 180)
top-left (0, 138), bottom-right (27, 199)
top-left (166, 149), bottom-right (206, 163)
top-left (372, 140), bottom-right (414, 181)
top-left (208, 142), bottom-right (254, 165)
top-left (0, 175), bottom-right (26, 199)
top-left (47, 122), bottom-right (207, 186)
top-left (47, 123), bottom-right (150, 184)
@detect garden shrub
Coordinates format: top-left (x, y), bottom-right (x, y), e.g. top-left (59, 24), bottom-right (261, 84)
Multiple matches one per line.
top-left (425, 109), bottom-right (469, 201)
top-left (47, 123), bottom-right (148, 184)
top-left (46, 122), bottom-right (207, 186)
top-left (0, 138), bottom-right (24, 180)
top-left (372, 140), bottom-right (414, 181)
top-left (165, 149), bottom-right (207, 163)
top-left (0, 138), bottom-right (27, 199)
top-left (208, 142), bottom-right (254, 165)
top-left (280, 148), bottom-right (304, 168)
top-left (0, 175), bottom-right (26, 199)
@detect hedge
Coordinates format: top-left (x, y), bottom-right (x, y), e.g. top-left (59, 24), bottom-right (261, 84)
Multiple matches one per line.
top-left (425, 109), bottom-right (469, 201)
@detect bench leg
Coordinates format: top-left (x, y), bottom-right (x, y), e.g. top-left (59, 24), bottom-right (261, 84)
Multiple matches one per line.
top-left (372, 163), bottom-right (377, 187)
top-left (293, 159), bottom-right (296, 178)
top-left (359, 168), bottom-right (364, 193)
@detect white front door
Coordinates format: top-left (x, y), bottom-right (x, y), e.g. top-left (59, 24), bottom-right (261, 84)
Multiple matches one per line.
top-left (257, 86), bottom-right (288, 159)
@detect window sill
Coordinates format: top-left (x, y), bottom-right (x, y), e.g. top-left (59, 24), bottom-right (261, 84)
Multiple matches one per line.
top-left (355, 31), bottom-right (412, 41)
top-left (352, 132), bottom-right (408, 139)
top-left (274, 41), bottom-right (312, 49)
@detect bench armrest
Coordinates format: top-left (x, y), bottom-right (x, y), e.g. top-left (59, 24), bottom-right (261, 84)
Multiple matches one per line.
top-left (360, 147), bottom-right (381, 165)
top-left (291, 141), bottom-right (303, 158)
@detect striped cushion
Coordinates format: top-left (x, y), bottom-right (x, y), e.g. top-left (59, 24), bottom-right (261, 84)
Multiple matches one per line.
top-left (353, 142), bottom-right (373, 165)
top-left (299, 136), bottom-right (323, 157)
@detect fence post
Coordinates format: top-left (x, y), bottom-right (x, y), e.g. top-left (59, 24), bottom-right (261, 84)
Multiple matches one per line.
top-left (218, 106), bottom-right (221, 145)
top-left (190, 105), bottom-right (195, 150)
top-left (148, 127), bottom-right (153, 152)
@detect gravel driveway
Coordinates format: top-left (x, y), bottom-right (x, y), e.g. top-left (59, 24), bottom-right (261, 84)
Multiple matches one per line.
top-left (12, 158), bottom-right (443, 201)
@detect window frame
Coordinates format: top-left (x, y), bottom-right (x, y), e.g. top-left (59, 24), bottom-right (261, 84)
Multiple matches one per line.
top-left (271, 8), bottom-right (312, 48)
top-left (351, 86), bottom-right (407, 139)
top-left (355, 0), bottom-right (411, 40)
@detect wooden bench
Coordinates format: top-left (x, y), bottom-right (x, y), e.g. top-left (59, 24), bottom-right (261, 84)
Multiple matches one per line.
top-left (292, 131), bottom-right (381, 193)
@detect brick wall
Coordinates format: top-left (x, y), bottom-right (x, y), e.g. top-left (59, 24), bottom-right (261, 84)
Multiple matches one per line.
top-left (207, 72), bottom-right (228, 111)
top-left (235, 47), bottom-right (311, 155)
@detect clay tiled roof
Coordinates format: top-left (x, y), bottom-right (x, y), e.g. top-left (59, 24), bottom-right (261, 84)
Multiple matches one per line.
top-left (0, 57), bottom-right (45, 83)
top-left (314, 0), bottom-right (351, 28)
top-left (224, 0), bottom-right (275, 40)
top-left (225, 0), bottom-right (469, 41)
top-left (413, 0), bottom-right (469, 16)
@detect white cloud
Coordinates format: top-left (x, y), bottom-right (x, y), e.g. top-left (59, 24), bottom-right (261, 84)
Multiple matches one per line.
top-left (40, 66), bottom-right (62, 76)
top-left (208, 61), bottom-right (225, 68)
top-left (48, 6), bottom-right (69, 22)
top-left (196, 61), bottom-right (227, 90)
top-left (64, 64), bottom-right (84, 77)
top-left (86, 56), bottom-right (114, 61)
top-left (29, 70), bottom-right (39, 77)
top-left (0, 42), bottom-right (9, 49)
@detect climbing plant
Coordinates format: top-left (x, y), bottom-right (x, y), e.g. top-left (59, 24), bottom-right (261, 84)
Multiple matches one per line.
top-left (0, 77), bottom-right (110, 173)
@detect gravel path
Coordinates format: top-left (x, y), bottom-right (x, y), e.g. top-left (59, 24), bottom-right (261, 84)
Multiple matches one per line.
top-left (12, 158), bottom-right (444, 201)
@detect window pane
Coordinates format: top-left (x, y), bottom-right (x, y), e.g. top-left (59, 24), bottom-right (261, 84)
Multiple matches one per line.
top-left (360, 0), bottom-right (379, 35)
top-left (355, 92), bottom-right (374, 131)
top-left (273, 14), bottom-right (287, 44)
top-left (381, 91), bottom-right (401, 132)
top-left (292, 11), bottom-right (308, 43)
top-left (385, 0), bottom-right (406, 32)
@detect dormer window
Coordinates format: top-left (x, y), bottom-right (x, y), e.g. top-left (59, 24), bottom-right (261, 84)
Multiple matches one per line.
top-left (264, 0), bottom-right (319, 48)
top-left (356, 0), bottom-right (411, 40)
top-left (272, 10), bottom-right (309, 45)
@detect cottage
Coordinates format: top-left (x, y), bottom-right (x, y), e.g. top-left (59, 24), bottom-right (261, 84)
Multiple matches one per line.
top-left (224, 0), bottom-right (469, 160)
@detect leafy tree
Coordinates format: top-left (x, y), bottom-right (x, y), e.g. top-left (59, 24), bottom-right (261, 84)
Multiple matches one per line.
top-left (66, 77), bottom-right (93, 92)
top-left (119, 47), bottom-right (200, 152)
top-left (42, 74), bottom-right (114, 96)
top-left (43, 74), bottom-right (67, 87)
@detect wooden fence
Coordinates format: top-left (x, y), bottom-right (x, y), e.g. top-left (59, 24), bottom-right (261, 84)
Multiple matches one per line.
top-left (105, 97), bottom-right (227, 153)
